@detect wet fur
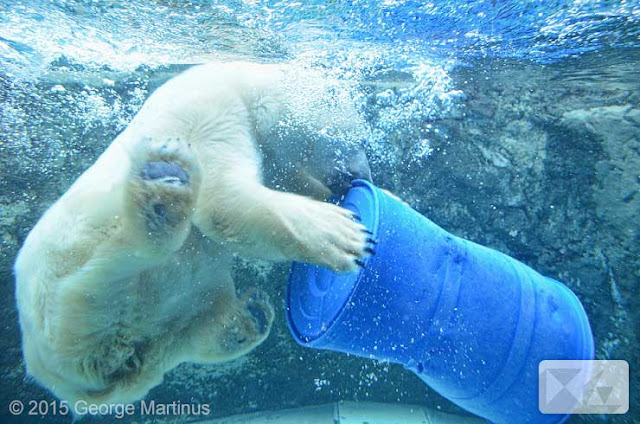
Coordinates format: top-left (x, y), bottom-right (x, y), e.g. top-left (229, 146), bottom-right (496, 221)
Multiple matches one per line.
top-left (15, 62), bottom-right (371, 406)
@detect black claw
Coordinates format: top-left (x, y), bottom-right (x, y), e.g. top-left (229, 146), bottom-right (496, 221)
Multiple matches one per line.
top-left (355, 259), bottom-right (366, 268)
top-left (366, 237), bottom-right (378, 245)
top-left (361, 229), bottom-right (374, 235)
top-left (351, 214), bottom-right (362, 221)
top-left (364, 247), bottom-right (376, 255)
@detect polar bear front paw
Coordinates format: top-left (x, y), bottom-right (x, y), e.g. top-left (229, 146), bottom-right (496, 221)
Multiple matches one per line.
top-left (279, 197), bottom-right (375, 273)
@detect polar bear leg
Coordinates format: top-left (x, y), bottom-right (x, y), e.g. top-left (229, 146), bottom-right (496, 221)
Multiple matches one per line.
top-left (186, 282), bottom-right (274, 363)
top-left (125, 136), bottom-right (201, 252)
top-left (16, 136), bottom-right (202, 403)
top-left (192, 138), bottom-right (374, 272)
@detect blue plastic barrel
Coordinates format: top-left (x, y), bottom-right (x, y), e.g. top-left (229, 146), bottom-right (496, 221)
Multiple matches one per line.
top-left (287, 180), bottom-right (594, 424)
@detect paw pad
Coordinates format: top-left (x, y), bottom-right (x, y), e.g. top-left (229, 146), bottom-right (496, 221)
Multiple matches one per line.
top-left (141, 161), bottom-right (189, 185)
top-left (247, 301), bottom-right (269, 334)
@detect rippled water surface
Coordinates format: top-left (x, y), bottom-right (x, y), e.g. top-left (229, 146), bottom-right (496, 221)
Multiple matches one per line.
top-left (3, 0), bottom-right (638, 176)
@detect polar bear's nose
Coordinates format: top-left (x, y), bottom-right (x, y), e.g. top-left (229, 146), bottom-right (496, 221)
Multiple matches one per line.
top-left (347, 149), bottom-right (373, 183)
top-left (327, 149), bottom-right (373, 196)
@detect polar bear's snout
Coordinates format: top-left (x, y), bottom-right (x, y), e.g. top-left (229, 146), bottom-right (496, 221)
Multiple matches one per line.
top-left (326, 148), bottom-right (373, 196)
top-left (141, 161), bottom-right (190, 185)
top-left (346, 149), bottom-right (373, 182)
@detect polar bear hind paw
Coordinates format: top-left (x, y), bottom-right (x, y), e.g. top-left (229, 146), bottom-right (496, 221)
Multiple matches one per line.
top-left (141, 161), bottom-right (189, 186)
top-left (219, 288), bottom-right (274, 354)
top-left (244, 289), bottom-right (273, 334)
top-left (132, 137), bottom-right (200, 237)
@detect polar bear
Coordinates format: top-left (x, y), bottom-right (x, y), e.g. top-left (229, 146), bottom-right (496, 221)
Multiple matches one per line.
top-left (14, 62), bottom-right (374, 406)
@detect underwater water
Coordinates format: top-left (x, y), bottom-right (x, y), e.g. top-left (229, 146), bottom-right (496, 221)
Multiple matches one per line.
top-left (0, 0), bottom-right (638, 423)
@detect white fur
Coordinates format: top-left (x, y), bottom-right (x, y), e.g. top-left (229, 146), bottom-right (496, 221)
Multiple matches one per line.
top-left (15, 62), bottom-right (369, 406)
